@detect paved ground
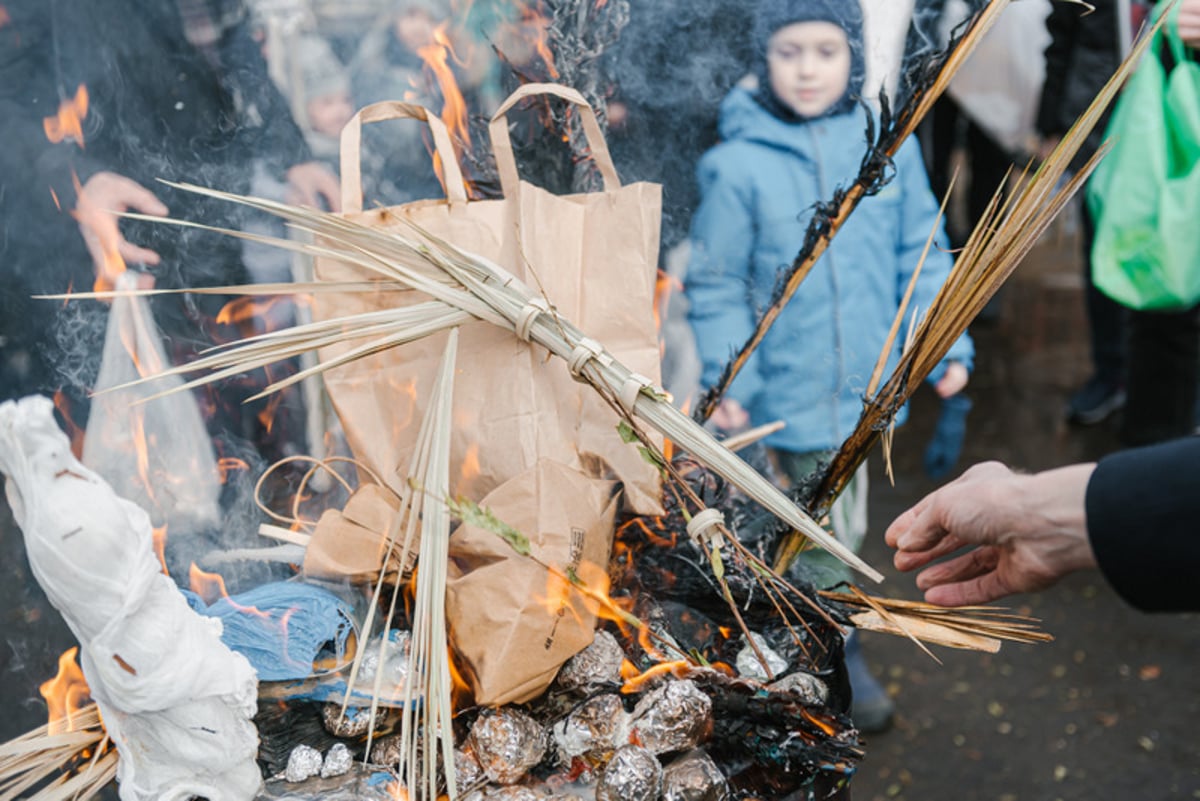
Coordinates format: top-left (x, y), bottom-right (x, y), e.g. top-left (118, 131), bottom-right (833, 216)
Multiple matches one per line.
top-left (0, 209), bottom-right (1196, 799)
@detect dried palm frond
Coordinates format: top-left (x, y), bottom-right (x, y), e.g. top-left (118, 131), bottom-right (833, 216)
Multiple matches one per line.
top-left (821, 590), bottom-right (1054, 654)
top-left (694, 0), bottom-right (1014, 422)
top-left (0, 705), bottom-right (115, 801)
top-left (60, 182), bottom-right (881, 584)
top-left (773, 5), bottom-right (1170, 573)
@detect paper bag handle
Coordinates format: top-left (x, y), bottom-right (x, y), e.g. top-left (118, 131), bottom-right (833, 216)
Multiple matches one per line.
top-left (340, 101), bottom-right (469, 212)
top-left (488, 83), bottom-right (621, 198)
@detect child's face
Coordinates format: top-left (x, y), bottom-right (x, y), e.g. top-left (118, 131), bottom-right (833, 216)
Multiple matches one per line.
top-left (766, 21), bottom-right (852, 118)
top-left (307, 91), bottom-right (355, 138)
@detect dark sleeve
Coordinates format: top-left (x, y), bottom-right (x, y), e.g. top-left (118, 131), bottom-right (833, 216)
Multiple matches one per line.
top-left (1036, 2), bottom-right (1082, 137)
top-left (1084, 437), bottom-right (1200, 612)
top-left (216, 13), bottom-right (312, 176)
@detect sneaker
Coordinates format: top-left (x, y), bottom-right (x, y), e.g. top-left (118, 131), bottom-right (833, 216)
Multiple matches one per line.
top-left (1066, 377), bottom-right (1126, 425)
top-left (845, 633), bottom-right (895, 734)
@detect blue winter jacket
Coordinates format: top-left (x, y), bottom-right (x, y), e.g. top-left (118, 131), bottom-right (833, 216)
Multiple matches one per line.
top-left (686, 86), bottom-right (974, 454)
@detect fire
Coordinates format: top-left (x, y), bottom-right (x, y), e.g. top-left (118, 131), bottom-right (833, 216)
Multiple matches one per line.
top-left (620, 660), bottom-right (691, 694)
top-left (517, 3), bottom-right (560, 80)
top-left (53, 390), bottom-right (86, 459)
top-left (447, 646), bottom-right (474, 709)
top-left (43, 84), bottom-right (89, 147)
top-left (217, 456), bottom-right (250, 484)
top-left (40, 648), bottom-right (92, 735)
top-left (152, 525), bottom-right (169, 574)
top-left (189, 563), bottom-right (268, 618)
top-left (418, 23), bottom-right (473, 192)
top-left (0, 5), bottom-right (10, 29)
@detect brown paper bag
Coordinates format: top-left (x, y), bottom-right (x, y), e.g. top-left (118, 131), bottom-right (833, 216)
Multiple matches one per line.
top-left (303, 483), bottom-right (409, 583)
top-left (315, 88), bottom-right (663, 514)
top-left (446, 459), bottom-right (618, 706)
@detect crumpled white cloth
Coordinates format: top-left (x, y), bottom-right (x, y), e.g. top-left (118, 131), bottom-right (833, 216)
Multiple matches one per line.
top-left (0, 396), bottom-right (261, 801)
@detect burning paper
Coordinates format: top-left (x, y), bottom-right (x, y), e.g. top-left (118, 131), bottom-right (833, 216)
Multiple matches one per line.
top-left (0, 396), bottom-right (261, 801)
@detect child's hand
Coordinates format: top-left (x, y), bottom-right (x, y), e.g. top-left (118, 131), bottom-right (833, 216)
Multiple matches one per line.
top-left (1181, 0), bottom-right (1200, 48)
top-left (935, 362), bottom-right (969, 399)
top-left (710, 398), bottom-right (750, 432)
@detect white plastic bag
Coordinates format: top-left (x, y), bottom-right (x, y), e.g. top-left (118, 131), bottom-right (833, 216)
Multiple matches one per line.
top-left (82, 272), bottom-right (221, 533)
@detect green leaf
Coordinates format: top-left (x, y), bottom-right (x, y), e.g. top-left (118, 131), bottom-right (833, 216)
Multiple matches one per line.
top-left (617, 420), bottom-right (638, 444)
top-left (447, 497), bottom-right (531, 556)
top-left (711, 545), bottom-right (725, 581)
top-left (637, 445), bottom-right (665, 469)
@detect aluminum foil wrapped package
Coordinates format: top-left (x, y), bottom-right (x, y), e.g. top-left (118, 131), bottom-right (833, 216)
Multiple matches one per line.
top-left (484, 787), bottom-right (546, 800)
top-left (768, 671), bottom-right (830, 707)
top-left (454, 743), bottom-right (486, 791)
top-left (469, 708), bottom-right (548, 785)
top-left (257, 764), bottom-right (399, 800)
top-left (368, 734), bottom-right (402, 767)
top-left (596, 745), bottom-right (662, 801)
top-left (662, 750), bottom-right (730, 801)
top-left (321, 703), bottom-right (380, 738)
top-left (321, 743), bottom-right (353, 779)
top-left (735, 632), bottom-right (789, 681)
top-left (552, 693), bottom-right (628, 761)
top-left (629, 679), bottom-right (712, 755)
top-left (286, 745), bottom-right (324, 783)
top-left (555, 630), bottom-right (624, 692)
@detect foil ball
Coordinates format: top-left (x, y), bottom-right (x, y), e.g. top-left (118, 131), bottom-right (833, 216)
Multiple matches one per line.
top-left (484, 788), bottom-right (545, 800)
top-left (285, 744), bottom-right (324, 783)
top-left (368, 733), bottom-right (403, 767)
top-left (469, 708), bottom-right (548, 785)
top-left (355, 630), bottom-right (411, 690)
top-left (453, 743), bottom-right (486, 791)
top-left (735, 632), bottom-right (789, 682)
top-left (662, 749), bottom-right (730, 801)
top-left (556, 630), bottom-right (625, 691)
top-left (321, 703), bottom-right (380, 738)
top-left (629, 679), bottom-right (712, 755)
top-left (552, 693), bottom-right (628, 760)
top-left (596, 745), bottom-right (662, 801)
top-left (768, 670), bottom-right (830, 707)
top-left (320, 742), bottom-right (353, 778)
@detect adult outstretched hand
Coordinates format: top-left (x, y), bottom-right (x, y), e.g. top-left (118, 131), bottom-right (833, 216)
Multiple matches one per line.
top-left (885, 461), bottom-right (1099, 606)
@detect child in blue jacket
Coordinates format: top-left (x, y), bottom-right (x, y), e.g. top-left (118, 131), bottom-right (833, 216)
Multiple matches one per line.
top-left (685, 0), bottom-right (973, 731)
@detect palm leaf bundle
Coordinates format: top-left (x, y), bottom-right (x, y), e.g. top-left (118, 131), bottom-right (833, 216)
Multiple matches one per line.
top-left (62, 182), bottom-right (881, 585)
top-left (0, 705), bottom-right (114, 801)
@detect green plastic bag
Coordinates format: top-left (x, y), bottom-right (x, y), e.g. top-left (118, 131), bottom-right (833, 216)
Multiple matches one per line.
top-left (1088, 4), bottom-right (1200, 311)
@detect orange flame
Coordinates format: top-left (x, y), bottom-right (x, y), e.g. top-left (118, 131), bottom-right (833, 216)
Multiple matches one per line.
top-left (620, 660), bottom-right (692, 694)
top-left (43, 84), bottom-right (88, 147)
top-left (517, 3), bottom-right (559, 80)
top-left (39, 648), bottom-right (92, 735)
top-left (418, 23), bottom-right (473, 193)
top-left (447, 646), bottom-right (474, 709)
top-left (53, 390), bottom-right (86, 459)
top-left (217, 456), bottom-right (250, 484)
top-left (216, 295), bottom-right (287, 328)
top-left (189, 563), bottom-right (268, 618)
top-left (152, 525), bottom-right (169, 575)
top-left (0, 5), bottom-right (10, 29)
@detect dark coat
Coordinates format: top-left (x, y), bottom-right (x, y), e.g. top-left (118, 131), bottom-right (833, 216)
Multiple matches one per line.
top-left (1037, 0), bottom-right (1122, 169)
top-left (1086, 436), bottom-right (1200, 612)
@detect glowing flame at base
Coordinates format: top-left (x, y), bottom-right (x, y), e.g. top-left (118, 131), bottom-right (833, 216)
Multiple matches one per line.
top-left (40, 648), bottom-right (92, 735)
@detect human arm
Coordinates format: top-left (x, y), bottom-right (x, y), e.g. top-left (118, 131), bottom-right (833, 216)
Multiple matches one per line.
top-left (889, 437), bottom-right (1200, 611)
top-left (885, 461), bottom-right (1098, 606)
top-left (685, 149), bottom-right (764, 422)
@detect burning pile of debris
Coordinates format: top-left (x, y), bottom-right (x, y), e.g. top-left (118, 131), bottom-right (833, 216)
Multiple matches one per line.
top-left (7, 0), bottom-right (1153, 797)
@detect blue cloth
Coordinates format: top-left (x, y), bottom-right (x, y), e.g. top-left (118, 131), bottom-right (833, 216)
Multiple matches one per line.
top-left (686, 86), bottom-right (974, 453)
top-left (923, 393), bottom-right (972, 481)
top-left (183, 582), bottom-right (355, 682)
